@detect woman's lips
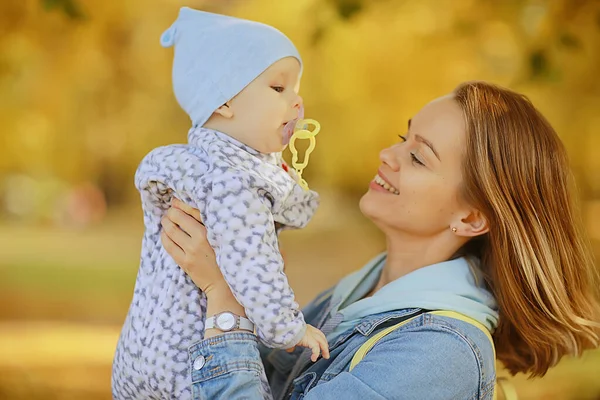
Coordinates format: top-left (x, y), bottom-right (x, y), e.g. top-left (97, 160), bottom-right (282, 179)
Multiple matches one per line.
top-left (371, 172), bottom-right (400, 194)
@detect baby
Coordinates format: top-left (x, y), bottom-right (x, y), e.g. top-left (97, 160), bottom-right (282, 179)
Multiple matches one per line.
top-left (112, 7), bottom-right (327, 400)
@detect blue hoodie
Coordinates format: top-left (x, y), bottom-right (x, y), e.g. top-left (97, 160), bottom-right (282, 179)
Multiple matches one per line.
top-left (326, 253), bottom-right (499, 342)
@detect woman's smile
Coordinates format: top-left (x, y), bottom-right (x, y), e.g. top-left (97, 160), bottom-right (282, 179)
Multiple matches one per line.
top-left (370, 173), bottom-right (399, 195)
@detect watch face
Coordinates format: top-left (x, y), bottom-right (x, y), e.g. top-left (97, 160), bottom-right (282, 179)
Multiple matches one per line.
top-left (216, 312), bottom-right (236, 331)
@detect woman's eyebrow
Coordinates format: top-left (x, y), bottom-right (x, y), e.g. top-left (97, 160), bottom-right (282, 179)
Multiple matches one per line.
top-left (408, 118), bottom-right (441, 161)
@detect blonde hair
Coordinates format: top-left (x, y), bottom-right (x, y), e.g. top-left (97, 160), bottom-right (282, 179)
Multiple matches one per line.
top-left (454, 81), bottom-right (600, 377)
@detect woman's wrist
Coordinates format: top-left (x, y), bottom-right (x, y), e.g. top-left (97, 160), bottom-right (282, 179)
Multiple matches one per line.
top-left (206, 282), bottom-right (246, 315)
top-left (204, 282), bottom-right (250, 339)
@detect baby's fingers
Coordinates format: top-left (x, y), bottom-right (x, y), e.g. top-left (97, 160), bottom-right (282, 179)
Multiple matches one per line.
top-left (312, 332), bottom-right (330, 360)
top-left (307, 326), bottom-right (329, 360)
top-left (310, 341), bottom-right (321, 362)
top-left (319, 337), bottom-right (330, 360)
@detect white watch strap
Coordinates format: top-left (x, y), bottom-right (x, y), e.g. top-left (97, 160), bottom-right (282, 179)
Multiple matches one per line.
top-left (205, 313), bottom-right (255, 332)
top-left (237, 316), bottom-right (254, 331)
top-left (205, 316), bottom-right (216, 329)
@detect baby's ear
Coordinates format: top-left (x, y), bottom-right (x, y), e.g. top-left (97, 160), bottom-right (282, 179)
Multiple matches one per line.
top-left (213, 103), bottom-right (233, 119)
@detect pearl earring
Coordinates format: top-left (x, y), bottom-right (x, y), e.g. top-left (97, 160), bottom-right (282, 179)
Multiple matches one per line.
top-left (451, 227), bottom-right (457, 233)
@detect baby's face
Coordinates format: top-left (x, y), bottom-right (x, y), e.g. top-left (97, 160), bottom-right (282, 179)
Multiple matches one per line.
top-left (227, 57), bottom-right (303, 153)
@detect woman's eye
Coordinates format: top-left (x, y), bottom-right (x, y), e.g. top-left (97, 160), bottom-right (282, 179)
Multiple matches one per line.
top-left (398, 134), bottom-right (424, 166)
top-left (410, 152), bottom-right (425, 166)
top-left (271, 86), bottom-right (285, 93)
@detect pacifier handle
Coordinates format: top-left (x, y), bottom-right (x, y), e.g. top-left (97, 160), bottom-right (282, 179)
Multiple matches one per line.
top-left (289, 118), bottom-right (320, 191)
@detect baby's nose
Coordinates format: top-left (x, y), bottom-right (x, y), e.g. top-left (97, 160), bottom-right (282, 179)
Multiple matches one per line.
top-left (293, 94), bottom-right (303, 110)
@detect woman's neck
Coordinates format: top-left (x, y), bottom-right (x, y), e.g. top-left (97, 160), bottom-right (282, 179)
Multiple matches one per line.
top-left (369, 232), bottom-right (463, 295)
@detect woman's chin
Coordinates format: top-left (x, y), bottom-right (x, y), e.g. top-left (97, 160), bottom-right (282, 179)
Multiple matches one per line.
top-left (359, 192), bottom-right (378, 219)
top-left (359, 189), bottom-right (401, 225)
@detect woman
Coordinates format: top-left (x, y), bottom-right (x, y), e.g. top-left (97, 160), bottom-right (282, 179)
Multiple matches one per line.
top-left (160, 81), bottom-right (600, 399)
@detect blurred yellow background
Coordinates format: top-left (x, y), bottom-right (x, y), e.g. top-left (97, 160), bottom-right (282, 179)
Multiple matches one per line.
top-left (1, 0), bottom-right (599, 399)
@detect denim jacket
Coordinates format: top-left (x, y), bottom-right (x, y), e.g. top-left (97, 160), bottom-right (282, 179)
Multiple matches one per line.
top-left (188, 286), bottom-right (497, 399)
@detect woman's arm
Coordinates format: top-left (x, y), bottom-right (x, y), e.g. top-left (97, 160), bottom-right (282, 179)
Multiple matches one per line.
top-left (161, 201), bottom-right (272, 398)
top-left (160, 200), bottom-right (249, 337)
top-left (188, 284), bottom-right (271, 399)
top-left (161, 201), bottom-right (487, 400)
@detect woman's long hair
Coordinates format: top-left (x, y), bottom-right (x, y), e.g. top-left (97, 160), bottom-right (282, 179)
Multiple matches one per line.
top-left (454, 81), bottom-right (600, 376)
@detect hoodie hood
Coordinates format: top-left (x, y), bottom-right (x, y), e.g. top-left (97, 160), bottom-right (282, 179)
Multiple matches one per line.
top-left (326, 253), bottom-right (499, 342)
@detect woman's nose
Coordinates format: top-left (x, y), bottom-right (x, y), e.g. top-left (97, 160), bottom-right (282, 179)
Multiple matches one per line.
top-left (379, 146), bottom-right (400, 172)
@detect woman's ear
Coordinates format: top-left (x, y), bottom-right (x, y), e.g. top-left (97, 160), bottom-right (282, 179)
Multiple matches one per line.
top-left (213, 102), bottom-right (234, 119)
top-left (453, 209), bottom-right (489, 237)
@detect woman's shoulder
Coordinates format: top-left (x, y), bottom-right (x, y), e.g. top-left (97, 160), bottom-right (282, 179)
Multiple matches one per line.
top-left (423, 313), bottom-right (495, 372)
top-left (368, 312), bottom-right (496, 399)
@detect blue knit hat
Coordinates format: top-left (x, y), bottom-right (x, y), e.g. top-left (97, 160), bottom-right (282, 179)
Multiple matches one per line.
top-left (160, 7), bottom-right (303, 127)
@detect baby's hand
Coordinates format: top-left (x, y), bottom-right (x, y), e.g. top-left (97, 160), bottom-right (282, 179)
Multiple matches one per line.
top-left (294, 324), bottom-right (330, 362)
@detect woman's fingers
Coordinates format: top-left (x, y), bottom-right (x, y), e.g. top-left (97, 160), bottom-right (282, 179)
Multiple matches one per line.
top-left (161, 214), bottom-right (193, 251)
top-left (172, 198), bottom-right (203, 223)
top-left (160, 230), bottom-right (186, 267)
top-left (160, 202), bottom-right (222, 293)
top-left (166, 207), bottom-right (206, 241)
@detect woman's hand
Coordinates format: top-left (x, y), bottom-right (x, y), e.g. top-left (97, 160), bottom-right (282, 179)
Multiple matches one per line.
top-left (160, 198), bottom-right (224, 294)
top-left (161, 199), bottom-right (247, 337)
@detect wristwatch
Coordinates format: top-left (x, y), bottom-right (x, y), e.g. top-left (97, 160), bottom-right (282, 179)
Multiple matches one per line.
top-left (205, 311), bottom-right (255, 332)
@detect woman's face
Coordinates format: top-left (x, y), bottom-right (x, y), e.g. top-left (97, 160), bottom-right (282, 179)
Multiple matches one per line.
top-left (359, 95), bottom-right (468, 237)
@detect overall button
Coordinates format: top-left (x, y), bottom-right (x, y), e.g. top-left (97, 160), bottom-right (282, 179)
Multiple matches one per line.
top-left (193, 355), bottom-right (206, 371)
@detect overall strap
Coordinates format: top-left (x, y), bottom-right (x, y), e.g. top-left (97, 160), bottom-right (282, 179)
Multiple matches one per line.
top-left (349, 311), bottom-right (517, 400)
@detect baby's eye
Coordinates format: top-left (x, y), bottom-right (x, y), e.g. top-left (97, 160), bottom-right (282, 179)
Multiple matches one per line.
top-left (271, 86), bottom-right (285, 93)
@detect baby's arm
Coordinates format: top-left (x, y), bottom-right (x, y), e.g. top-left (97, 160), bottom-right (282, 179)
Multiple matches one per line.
top-left (134, 147), bottom-right (172, 211)
top-left (135, 144), bottom-right (209, 213)
top-left (202, 171), bottom-right (305, 349)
